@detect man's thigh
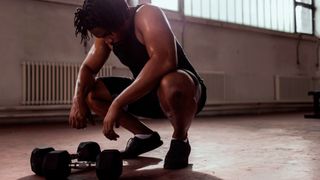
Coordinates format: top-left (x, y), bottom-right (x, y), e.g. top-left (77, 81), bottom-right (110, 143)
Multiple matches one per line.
top-left (98, 76), bottom-right (165, 118)
top-left (128, 89), bottom-right (165, 119)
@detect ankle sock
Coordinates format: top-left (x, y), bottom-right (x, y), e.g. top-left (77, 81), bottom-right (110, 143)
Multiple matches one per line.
top-left (172, 137), bottom-right (188, 143)
top-left (135, 134), bottom-right (152, 139)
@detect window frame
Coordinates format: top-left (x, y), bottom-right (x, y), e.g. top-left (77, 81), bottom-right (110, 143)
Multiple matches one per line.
top-left (147, 0), bottom-right (316, 37)
top-left (294, 0), bottom-right (315, 35)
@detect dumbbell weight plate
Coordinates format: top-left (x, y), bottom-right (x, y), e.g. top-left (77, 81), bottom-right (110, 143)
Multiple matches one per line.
top-left (42, 150), bottom-right (71, 180)
top-left (96, 149), bottom-right (123, 180)
top-left (30, 147), bottom-right (55, 176)
top-left (77, 141), bottom-right (101, 162)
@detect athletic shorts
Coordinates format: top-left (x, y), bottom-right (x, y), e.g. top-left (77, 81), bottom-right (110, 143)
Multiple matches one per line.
top-left (98, 69), bottom-right (207, 119)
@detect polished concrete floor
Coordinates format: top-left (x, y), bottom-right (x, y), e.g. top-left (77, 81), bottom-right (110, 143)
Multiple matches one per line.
top-left (1, 112), bottom-right (320, 180)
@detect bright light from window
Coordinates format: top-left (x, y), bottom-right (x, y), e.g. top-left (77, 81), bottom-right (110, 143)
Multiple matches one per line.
top-left (296, 6), bottom-right (313, 34)
top-left (151, 0), bottom-right (179, 11)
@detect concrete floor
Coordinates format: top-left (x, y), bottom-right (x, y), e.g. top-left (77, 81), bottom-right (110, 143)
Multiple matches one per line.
top-left (1, 112), bottom-right (320, 180)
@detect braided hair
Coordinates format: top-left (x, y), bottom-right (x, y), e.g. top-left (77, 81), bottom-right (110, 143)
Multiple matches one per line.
top-left (74, 0), bottom-right (129, 43)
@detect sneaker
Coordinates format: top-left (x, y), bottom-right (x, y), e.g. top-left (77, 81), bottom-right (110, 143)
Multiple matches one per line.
top-left (164, 139), bottom-right (191, 169)
top-left (121, 132), bottom-right (163, 159)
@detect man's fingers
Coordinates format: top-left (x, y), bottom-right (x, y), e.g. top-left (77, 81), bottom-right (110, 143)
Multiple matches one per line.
top-left (103, 129), bottom-right (119, 141)
top-left (71, 117), bottom-right (77, 128)
top-left (75, 116), bottom-right (87, 129)
top-left (107, 134), bottom-right (119, 141)
top-left (76, 119), bottom-right (81, 129)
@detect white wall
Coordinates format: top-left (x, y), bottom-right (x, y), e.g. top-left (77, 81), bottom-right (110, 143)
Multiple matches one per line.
top-left (0, 0), bottom-right (85, 105)
top-left (0, 0), bottom-right (122, 106)
top-left (169, 17), bottom-right (318, 102)
top-left (0, 0), bottom-right (319, 106)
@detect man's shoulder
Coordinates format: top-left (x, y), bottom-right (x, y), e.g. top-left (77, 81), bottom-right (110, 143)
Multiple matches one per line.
top-left (135, 4), bottom-right (163, 18)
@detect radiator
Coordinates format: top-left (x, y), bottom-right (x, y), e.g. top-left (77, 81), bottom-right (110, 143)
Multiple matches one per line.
top-left (199, 71), bottom-right (225, 104)
top-left (22, 62), bottom-right (113, 105)
top-left (275, 75), bottom-right (312, 101)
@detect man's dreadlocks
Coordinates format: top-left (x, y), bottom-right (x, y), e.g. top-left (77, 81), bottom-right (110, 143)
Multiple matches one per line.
top-left (74, 0), bottom-right (129, 43)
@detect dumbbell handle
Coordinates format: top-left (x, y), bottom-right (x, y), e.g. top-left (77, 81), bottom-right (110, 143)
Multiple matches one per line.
top-left (69, 153), bottom-right (97, 169)
top-left (69, 161), bottom-right (96, 169)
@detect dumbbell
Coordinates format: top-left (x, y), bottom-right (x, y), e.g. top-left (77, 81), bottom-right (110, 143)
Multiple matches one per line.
top-left (31, 142), bottom-right (123, 180)
top-left (30, 147), bottom-right (55, 176)
top-left (30, 141), bottom-right (101, 179)
top-left (96, 149), bottom-right (123, 180)
top-left (41, 149), bottom-right (123, 180)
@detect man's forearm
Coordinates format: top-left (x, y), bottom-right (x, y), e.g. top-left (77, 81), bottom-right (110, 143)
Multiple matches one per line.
top-left (73, 64), bottom-right (95, 99)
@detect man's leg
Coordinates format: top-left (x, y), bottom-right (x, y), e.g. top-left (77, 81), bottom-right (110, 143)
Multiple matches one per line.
top-left (157, 70), bottom-right (199, 169)
top-left (86, 78), bottom-right (163, 158)
top-left (86, 78), bottom-right (153, 135)
top-left (157, 70), bottom-right (198, 140)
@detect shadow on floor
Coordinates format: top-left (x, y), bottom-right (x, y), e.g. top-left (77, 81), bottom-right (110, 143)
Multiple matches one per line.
top-left (121, 156), bottom-right (222, 180)
top-left (18, 156), bottom-right (222, 180)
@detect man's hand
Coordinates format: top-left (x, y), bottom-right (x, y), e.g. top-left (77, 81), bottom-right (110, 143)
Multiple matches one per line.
top-left (103, 102), bottom-right (122, 140)
top-left (69, 97), bottom-right (93, 129)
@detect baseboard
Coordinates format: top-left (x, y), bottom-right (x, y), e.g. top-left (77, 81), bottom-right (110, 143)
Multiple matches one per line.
top-left (0, 102), bottom-right (313, 124)
top-left (198, 102), bottom-right (312, 116)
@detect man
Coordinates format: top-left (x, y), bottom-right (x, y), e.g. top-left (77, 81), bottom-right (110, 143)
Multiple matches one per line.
top-left (69, 0), bottom-right (206, 169)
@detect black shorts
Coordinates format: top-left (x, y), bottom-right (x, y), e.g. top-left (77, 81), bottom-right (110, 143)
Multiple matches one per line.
top-left (98, 70), bottom-right (206, 119)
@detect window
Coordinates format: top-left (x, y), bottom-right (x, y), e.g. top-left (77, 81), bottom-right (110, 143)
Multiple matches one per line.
top-left (149, 0), bottom-right (315, 35)
top-left (295, 0), bottom-right (314, 34)
top-left (150, 0), bottom-right (179, 11)
top-left (184, 0), bottom-right (295, 33)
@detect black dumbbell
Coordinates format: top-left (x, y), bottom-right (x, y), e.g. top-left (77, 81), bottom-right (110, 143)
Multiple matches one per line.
top-left (96, 149), bottom-right (123, 180)
top-left (31, 143), bottom-right (123, 180)
top-left (30, 141), bottom-right (101, 179)
top-left (42, 150), bottom-right (123, 180)
top-left (43, 149), bottom-right (123, 180)
top-left (30, 147), bottom-right (55, 176)
top-left (42, 150), bottom-right (72, 179)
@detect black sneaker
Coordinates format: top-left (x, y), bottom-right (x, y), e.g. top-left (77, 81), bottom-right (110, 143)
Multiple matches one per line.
top-left (121, 132), bottom-right (163, 159)
top-left (164, 139), bottom-right (191, 169)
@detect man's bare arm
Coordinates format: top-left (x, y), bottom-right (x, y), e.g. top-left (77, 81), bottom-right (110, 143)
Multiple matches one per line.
top-left (74, 39), bottom-right (110, 98)
top-left (70, 38), bottom-right (111, 129)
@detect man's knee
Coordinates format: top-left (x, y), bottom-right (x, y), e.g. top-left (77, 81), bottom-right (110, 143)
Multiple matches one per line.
top-left (85, 79), bottom-right (109, 107)
top-left (158, 71), bottom-right (196, 104)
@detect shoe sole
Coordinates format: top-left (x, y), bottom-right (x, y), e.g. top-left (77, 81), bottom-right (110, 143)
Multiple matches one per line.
top-left (121, 140), bottom-right (163, 159)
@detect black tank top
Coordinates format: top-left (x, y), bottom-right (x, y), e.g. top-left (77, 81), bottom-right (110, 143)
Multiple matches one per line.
top-left (113, 5), bottom-right (203, 84)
